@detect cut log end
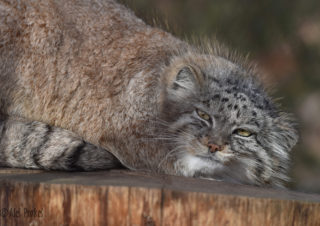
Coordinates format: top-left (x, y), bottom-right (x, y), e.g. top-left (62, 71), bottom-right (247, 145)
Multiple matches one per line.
top-left (0, 168), bottom-right (319, 225)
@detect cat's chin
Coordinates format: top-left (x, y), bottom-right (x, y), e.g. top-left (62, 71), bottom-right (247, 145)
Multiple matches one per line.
top-left (175, 154), bottom-right (255, 185)
top-left (175, 154), bottom-right (227, 177)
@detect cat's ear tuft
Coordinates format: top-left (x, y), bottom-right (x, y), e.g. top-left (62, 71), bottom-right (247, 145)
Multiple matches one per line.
top-left (272, 113), bottom-right (299, 152)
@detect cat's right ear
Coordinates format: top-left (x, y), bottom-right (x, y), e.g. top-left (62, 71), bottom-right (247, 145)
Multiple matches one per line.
top-left (172, 67), bottom-right (197, 91)
top-left (166, 65), bottom-right (203, 98)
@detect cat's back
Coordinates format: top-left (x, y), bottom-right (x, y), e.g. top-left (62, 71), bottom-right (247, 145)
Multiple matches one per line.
top-left (0, 0), bottom-right (178, 86)
top-left (0, 0), bottom-right (182, 137)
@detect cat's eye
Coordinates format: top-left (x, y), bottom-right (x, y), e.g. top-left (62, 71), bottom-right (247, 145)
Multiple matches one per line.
top-left (196, 109), bottom-right (211, 121)
top-left (233, 128), bottom-right (252, 137)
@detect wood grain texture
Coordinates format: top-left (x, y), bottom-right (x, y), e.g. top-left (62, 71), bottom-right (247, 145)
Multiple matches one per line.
top-left (0, 168), bottom-right (319, 226)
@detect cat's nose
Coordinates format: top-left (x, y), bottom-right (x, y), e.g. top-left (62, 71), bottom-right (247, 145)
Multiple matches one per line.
top-left (208, 143), bottom-right (224, 153)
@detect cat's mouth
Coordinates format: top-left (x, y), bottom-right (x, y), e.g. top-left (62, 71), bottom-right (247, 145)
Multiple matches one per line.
top-left (193, 143), bottom-right (235, 164)
top-left (196, 153), bottom-right (234, 165)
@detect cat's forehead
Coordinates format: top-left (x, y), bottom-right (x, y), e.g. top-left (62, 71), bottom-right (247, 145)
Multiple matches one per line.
top-left (198, 80), bottom-right (277, 126)
top-left (198, 62), bottom-right (277, 119)
top-left (200, 89), bottom-right (258, 122)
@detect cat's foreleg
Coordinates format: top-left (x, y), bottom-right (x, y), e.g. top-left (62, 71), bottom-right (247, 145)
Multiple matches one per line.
top-left (0, 117), bottom-right (122, 171)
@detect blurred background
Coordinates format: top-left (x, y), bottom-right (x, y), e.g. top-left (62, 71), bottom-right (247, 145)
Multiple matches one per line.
top-left (120, 0), bottom-right (320, 193)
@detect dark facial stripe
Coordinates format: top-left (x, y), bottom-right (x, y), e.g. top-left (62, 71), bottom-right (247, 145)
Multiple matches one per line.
top-left (233, 140), bottom-right (266, 181)
top-left (189, 121), bottom-right (205, 129)
top-left (255, 138), bottom-right (275, 160)
top-left (254, 155), bottom-right (264, 180)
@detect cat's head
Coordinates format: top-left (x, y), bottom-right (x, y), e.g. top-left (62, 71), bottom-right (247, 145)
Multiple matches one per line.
top-left (160, 54), bottom-right (298, 187)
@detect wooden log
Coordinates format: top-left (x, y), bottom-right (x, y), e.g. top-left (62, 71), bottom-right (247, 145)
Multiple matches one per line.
top-left (0, 168), bottom-right (319, 226)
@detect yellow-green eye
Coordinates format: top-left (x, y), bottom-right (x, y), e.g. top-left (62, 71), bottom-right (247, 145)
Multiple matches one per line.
top-left (234, 129), bottom-right (252, 137)
top-left (196, 109), bottom-right (210, 121)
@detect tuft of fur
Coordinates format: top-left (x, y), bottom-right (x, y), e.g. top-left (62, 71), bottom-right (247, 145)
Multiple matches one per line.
top-left (0, 0), bottom-right (298, 187)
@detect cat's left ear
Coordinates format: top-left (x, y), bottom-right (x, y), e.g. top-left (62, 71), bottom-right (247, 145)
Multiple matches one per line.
top-left (272, 113), bottom-right (299, 152)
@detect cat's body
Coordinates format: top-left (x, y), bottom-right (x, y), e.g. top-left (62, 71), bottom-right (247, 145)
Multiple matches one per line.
top-left (0, 0), bottom-right (298, 187)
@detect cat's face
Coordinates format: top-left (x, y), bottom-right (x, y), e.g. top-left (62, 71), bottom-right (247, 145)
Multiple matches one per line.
top-left (160, 56), bottom-right (298, 187)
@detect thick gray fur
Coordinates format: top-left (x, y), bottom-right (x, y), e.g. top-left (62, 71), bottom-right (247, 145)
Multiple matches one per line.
top-left (0, 0), bottom-right (298, 188)
top-left (0, 116), bottom-right (121, 171)
top-left (160, 62), bottom-right (298, 187)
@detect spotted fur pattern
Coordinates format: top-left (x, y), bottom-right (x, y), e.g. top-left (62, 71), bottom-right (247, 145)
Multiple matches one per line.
top-left (159, 55), bottom-right (298, 187)
top-left (0, 0), bottom-right (298, 187)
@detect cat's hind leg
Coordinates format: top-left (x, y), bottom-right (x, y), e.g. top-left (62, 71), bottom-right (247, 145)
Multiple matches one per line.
top-left (0, 117), bottom-right (122, 171)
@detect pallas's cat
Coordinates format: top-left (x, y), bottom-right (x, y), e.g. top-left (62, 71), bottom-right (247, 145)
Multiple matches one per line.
top-left (0, 0), bottom-right (298, 187)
